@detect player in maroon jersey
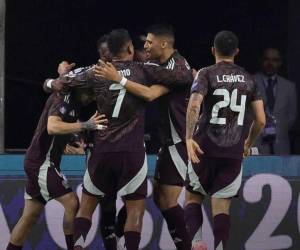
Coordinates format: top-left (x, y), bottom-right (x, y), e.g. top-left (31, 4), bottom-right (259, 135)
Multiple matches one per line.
top-left (95, 24), bottom-right (193, 249)
top-left (6, 87), bottom-right (107, 250)
top-left (185, 31), bottom-right (266, 250)
top-left (72, 28), bottom-right (190, 250)
top-left (46, 34), bottom-right (123, 249)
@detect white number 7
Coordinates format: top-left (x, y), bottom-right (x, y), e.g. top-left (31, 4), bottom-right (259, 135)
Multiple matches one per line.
top-left (210, 88), bottom-right (246, 125)
top-left (109, 84), bottom-right (126, 118)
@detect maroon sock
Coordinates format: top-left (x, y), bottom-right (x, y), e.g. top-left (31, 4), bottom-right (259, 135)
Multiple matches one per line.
top-left (184, 203), bottom-right (203, 243)
top-left (6, 243), bottom-right (22, 250)
top-left (115, 205), bottom-right (127, 238)
top-left (74, 217), bottom-right (92, 249)
top-left (162, 205), bottom-right (191, 250)
top-left (213, 213), bottom-right (231, 250)
top-left (64, 234), bottom-right (74, 250)
top-left (124, 231), bottom-right (140, 250)
top-left (100, 210), bottom-right (117, 250)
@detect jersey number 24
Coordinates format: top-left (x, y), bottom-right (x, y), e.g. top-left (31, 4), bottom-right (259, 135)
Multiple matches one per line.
top-left (210, 88), bottom-right (247, 126)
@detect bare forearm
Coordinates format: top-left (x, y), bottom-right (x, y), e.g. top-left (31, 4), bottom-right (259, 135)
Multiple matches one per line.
top-left (186, 93), bottom-right (203, 139)
top-left (125, 81), bottom-right (153, 101)
top-left (186, 104), bottom-right (200, 139)
top-left (48, 121), bottom-right (82, 135)
top-left (245, 120), bottom-right (265, 146)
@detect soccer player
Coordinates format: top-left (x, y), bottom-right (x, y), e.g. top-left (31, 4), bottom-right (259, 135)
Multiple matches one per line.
top-left (50, 35), bottom-right (121, 249)
top-left (185, 31), bottom-right (266, 250)
top-left (95, 24), bottom-right (193, 249)
top-left (6, 87), bottom-right (107, 250)
top-left (73, 28), bottom-right (188, 250)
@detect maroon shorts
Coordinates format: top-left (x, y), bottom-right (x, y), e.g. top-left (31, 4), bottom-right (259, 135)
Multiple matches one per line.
top-left (83, 151), bottom-right (147, 200)
top-left (24, 161), bottom-right (72, 205)
top-left (154, 142), bottom-right (188, 186)
top-left (186, 157), bottom-right (242, 198)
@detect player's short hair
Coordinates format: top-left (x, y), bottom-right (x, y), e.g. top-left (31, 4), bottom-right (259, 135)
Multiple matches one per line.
top-left (133, 35), bottom-right (146, 51)
top-left (147, 24), bottom-right (175, 41)
top-left (107, 29), bottom-right (132, 57)
top-left (214, 30), bottom-right (239, 57)
top-left (96, 34), bottom-right (109, 49)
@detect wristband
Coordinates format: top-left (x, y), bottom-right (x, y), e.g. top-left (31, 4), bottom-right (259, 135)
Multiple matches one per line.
top-left (97, 125), bottom-right (106, 130)
top-left (47, 79), bottom-right (54, 89)
top-left (120, 77), bottom-right (127, 87)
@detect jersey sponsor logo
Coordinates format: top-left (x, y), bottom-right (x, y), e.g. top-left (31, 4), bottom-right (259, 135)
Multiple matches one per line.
top-left (68, 110), bottom-right (75, 117)
top-left (217, 74), bottom-right (245, 83)
top-left (166, 58), bottom-right (175, 70)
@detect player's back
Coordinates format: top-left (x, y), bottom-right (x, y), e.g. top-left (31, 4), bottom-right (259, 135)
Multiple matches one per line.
top-left (193, 61), bottom-right (261, 159)
top-left (92, 61), bottom-right (147, 152)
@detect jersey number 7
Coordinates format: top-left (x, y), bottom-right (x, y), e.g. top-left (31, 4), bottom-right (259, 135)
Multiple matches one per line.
top-left (109, 84), bottom-right (127, 118)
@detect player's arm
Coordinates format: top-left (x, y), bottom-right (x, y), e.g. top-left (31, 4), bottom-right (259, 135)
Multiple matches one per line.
top-left (186, 93), bottom-right (204, 163)
top-left (244, 100), bottom-right (266, 157)
top-left (94, 61), bottom-right (169, 101)
top-left (47, 111), bottom-right (107, 135)
top-left (43, 61), bottom-right (77, 93)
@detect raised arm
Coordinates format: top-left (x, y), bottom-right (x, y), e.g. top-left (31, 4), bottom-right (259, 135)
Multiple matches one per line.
top-left (47, 111), bottom-right (107, 135)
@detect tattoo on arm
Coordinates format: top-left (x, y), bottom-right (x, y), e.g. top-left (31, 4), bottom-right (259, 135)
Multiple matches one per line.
top-left (186, 93), bottom-right (203, 139)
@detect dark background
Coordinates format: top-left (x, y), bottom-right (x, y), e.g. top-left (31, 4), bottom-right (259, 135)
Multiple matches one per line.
top-left (4, 0), bottom-right (297, 150)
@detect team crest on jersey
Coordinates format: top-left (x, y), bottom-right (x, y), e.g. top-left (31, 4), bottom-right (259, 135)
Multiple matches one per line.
top-left (59, 106), bottom-right (67, 115)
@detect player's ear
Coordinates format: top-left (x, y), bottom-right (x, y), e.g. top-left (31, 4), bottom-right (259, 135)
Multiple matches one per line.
top-left (128, 42), bottom-right (134, 55)
top-left (211, 47), bottom-right (216, 56)
top-left (161, 40), bottom-right (167, 49)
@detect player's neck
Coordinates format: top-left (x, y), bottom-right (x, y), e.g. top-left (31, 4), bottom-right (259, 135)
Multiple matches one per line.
top-left (113, 53), bottom-right (133, 62)
top-left (215, 57), bottom-right (234, 64)
top-left (160, 48), bottom-right (175, 64)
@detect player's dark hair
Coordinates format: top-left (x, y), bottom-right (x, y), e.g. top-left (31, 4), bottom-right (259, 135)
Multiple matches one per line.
top-left (133, 35), bottom-right (146, 51)
top-left (108, 29), bottom-right (132, 57)
top-left (214, 30), bottom-right (239, 57)
top-left (147, 24), bottom-right (175, 39)
top-left (96, 34), bottom-right (109, 49)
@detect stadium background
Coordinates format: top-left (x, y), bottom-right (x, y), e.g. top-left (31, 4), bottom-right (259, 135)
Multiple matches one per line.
top-left (4, 0), bottom-right (300, 151)
top-left (1, 0), bottom-right (300, 249)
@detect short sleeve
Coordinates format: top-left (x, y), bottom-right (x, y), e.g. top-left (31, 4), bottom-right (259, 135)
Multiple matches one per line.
top-left (48, 94), bottom-right (71, 119)
top-left (191, 68), bottom-right (209, 96)
top-left (249, 79), bottom-right (262, 102)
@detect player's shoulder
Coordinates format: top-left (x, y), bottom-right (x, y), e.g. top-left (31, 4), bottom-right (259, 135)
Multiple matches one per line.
top-left (172, 51), bottom-right (191, 69)
top-left (197, 65), bottom-right (214, 76)
top-left (67, 65), bottom-right (92, 77)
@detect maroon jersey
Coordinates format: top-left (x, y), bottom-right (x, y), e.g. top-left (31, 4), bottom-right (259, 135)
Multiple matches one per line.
top-left (191, 61), bottom-right (262, 159)
top-left (69, 61), bottom-right (188, 152)
top-left (154, 51), bottom-right (193, 146)
top-left (24, 93), bottom-right (79, 169)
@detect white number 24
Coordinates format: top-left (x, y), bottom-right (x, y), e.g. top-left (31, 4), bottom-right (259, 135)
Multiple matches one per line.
top-left (210, 88), bottom-right (247, 126)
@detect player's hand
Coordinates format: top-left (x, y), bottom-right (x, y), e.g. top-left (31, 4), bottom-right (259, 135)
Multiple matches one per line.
top-left (243, 140), bottom-right (251, 158)
top-left (64, 142), bottom-right (85, 154)
top-left (80, 111), bottom-right (108, 131)
top-left (58, 61), bottom-right (76, 76)
top-left (186, 139), bottom-right (204, 164)
top-left (94, 60), bottom-right (122, 82)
